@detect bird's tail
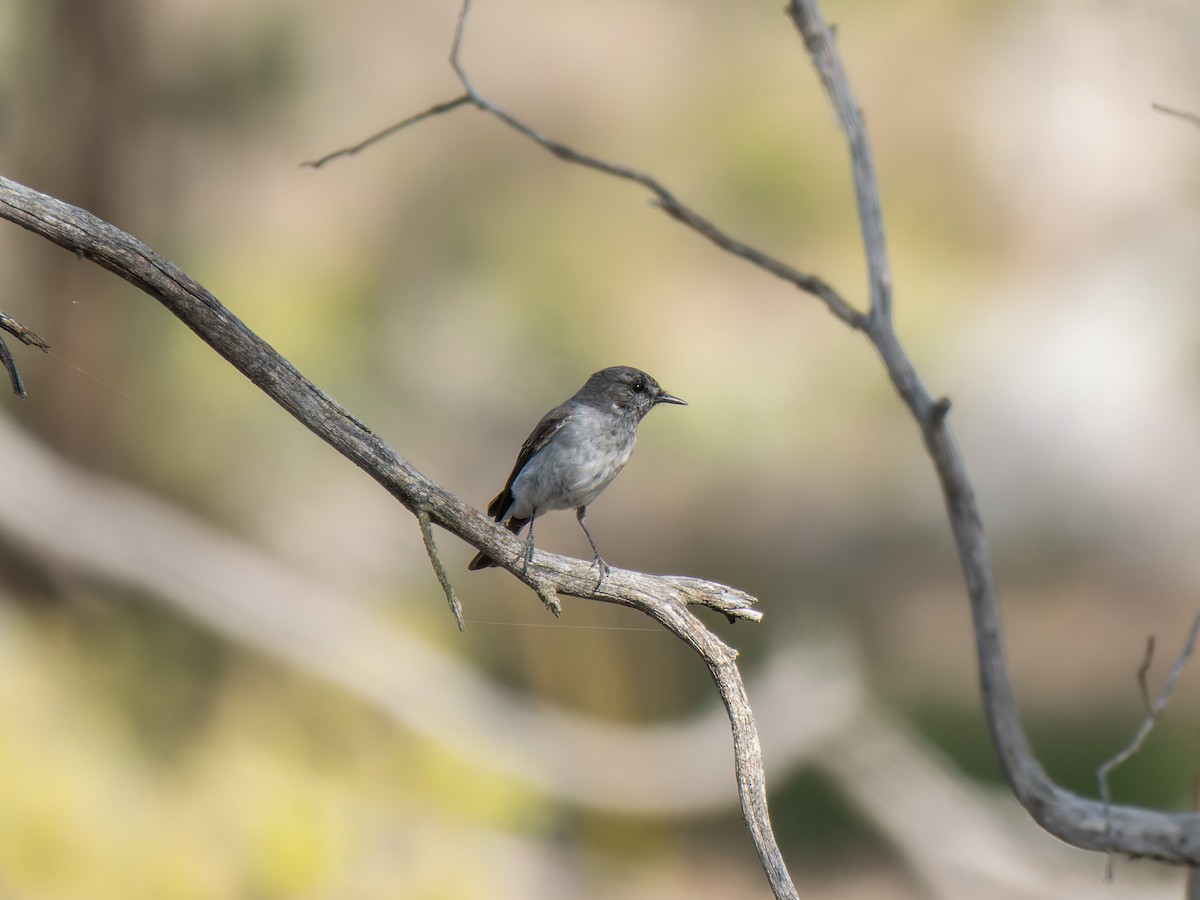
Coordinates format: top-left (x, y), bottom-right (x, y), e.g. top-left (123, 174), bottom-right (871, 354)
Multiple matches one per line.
top-left (467, 516), bottom-right (528, 570)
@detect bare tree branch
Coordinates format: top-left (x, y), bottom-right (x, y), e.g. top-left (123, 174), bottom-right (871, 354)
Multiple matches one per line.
top-left (0, 311), bottom-right (50, 399)
top-left (1137, 635), bottom-right (1157, 715)
top-left (302, 94), bottom-right (472, 169)
top-left (0, 172), bottom-right (791, 897)
top-left (0, 311), bottom-right (50, 351)
top-left (308, 1), bottom-right (864, 334)
top-left (784, 0), bottom-right (1200, 865)
top-left (305, 0), bottom-right (1200, 870)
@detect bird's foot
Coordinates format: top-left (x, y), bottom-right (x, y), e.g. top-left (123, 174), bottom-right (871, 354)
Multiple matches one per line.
top-left (589, 554), bottom-right (611, 590)
top-left (519, 531), bottom-right (535, 576)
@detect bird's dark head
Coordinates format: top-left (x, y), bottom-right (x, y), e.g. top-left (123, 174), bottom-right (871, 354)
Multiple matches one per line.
top-left (577, 366), bottom-right (687, 420)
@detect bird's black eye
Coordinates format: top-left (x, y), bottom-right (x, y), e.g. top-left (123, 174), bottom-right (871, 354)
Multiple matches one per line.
top-left (632, 379), bottom-right (646, 393)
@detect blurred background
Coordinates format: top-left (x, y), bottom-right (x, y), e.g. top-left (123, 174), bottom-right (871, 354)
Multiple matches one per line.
top-left (1, 0), bottom-right (1199, 897)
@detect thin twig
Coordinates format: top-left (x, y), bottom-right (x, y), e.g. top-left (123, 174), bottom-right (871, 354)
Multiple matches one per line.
top-left (1152, 103), bottom-right (1200, 128)
top-left (418, 507), bottom-right (466, 632)
top-left (1137, 635), bottom-right (1156, 715)
top-left (0, 311), bottom-right (51, 350)
top-left (0, 311), bottom-right (50, 399)
top-left (301, 94), bottom-right (472, 169)
top-left (1098, 614), bottom-right (1200, 844)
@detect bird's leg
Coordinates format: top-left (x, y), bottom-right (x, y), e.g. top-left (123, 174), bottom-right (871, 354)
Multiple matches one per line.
top-left (576, 506), bottom-right (610, 589)
top-left (520, 509), bottom-right (537, 575)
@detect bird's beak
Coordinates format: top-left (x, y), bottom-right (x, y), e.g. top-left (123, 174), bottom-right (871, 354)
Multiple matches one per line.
top-left (655, 391), bottom-right (687, 407)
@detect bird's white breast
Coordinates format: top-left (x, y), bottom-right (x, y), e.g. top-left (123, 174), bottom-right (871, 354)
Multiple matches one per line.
top-left (507, 405), bottom-right (638, 518)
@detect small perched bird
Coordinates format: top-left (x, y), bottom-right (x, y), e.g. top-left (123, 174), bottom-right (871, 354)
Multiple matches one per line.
top-left (468, 365), bottom-right (686, 583)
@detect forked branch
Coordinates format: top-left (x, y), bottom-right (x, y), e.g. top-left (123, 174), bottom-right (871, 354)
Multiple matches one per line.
top-left (1097, 613), bottom-right (1200, 876)
top-left (303, 0), bottom-right (862, 334)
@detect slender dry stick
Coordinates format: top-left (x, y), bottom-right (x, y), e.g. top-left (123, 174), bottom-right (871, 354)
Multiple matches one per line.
top-left (0, 311), bottom-right (50, 351)
top-left (303, 95), bottom-right (471, 169)
top-left (1137, 635), bottom-right (1157, 715)
top-left (307, 0), bottom-right (1200, 867)
top-left (418, 508), bottom-right (466, 632)
top-left (1097, 615), bottom-right (1200, 856)
top-left (0, 311), bottom-right (50, 399)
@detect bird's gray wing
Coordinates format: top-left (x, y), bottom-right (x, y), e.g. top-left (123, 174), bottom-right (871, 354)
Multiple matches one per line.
top-left (485, 404), bottom-right (573, 520)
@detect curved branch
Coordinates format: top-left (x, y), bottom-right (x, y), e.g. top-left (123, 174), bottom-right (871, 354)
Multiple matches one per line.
top-left (785, 0), bottom-right (1200, 864)
top-left (0, 174), bottom-right (795, 899)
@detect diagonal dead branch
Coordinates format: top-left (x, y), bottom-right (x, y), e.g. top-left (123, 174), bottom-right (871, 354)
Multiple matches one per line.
top-left (0, 171), bottom-right (787, 896)
top-left (0, 311), bottom-right (51, 351)
top-left (418, 507), bottom-right (466, 632)
top-left (305, 0), bottom-right (864, 334)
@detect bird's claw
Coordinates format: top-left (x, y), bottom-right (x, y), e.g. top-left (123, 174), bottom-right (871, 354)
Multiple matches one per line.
top-left (589, 555), bottom-right (611, 590)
